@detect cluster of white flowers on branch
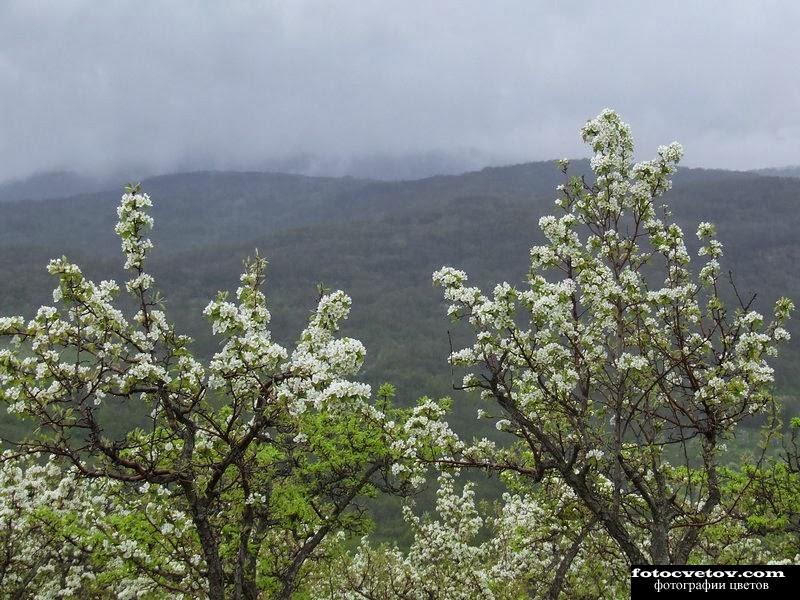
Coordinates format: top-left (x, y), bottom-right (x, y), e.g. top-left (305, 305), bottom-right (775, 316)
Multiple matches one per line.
top-left (0, 453), bottom-right (207, 598)
top-left (427, 109), bottom-right (793, 567)
top-left (0, 184), bottom-right (431, 600)
top-left (301, 111), bottom-right (796, 600)
top-left (313, 472), bottom-right (630, 599)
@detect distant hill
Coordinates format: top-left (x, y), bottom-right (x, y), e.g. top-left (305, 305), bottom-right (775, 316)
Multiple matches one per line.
top-left (753, 165), bottom-right (800, 178)
top-left (2, 161), bottom-right (799, 443)
top-left (0, 171), bottom-right (116, 203)
top-left (0, 151), bottom-right (498, 202)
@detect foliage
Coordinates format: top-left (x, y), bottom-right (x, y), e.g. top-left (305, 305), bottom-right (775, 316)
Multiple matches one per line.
top-left (423, 109), bottom-right (792, 565)
top-left (320, 109), bottom-right (798, 600)
top-left (314, 472), bottom-right (628, 599)
top-left (700, 418), bottom-right (800, 563)
top-left (0, 185), bottom-right (427, 598)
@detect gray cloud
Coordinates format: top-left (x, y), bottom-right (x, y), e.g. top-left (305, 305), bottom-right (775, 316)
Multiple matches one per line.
top-left (1, 0), bottom-right (798, 182)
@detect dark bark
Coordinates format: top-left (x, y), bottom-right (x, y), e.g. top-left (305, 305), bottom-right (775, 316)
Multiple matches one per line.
top-left (189, 500), bottom-right (226, 600)
top-left (547, 519), bottom-right (596, 600)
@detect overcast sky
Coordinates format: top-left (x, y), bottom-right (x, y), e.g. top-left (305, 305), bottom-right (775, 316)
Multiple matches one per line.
top-left (1, 1), bottom-right (798, 182)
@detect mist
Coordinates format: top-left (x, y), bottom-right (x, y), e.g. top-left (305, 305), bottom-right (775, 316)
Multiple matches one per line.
top-left (2, 0), bottom-right (799, 183)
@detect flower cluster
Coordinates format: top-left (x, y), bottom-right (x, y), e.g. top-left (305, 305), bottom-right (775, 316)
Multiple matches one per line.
top-left (316, 473), bottom-right (629, 599)
top-left (0, 454), bottom-right (204, 598)
top-left (430, 109), bottom-right (793, 568)
top-left (0, 184), bottom-right (441, 597)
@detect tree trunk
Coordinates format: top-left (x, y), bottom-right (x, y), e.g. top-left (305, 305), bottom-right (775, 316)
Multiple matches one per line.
top-left (234, 503), bottom-right (258, 600)
top-left (650, 516), bottom-right (671, 564)
top-left (190, 505), bottom-right (226, 600)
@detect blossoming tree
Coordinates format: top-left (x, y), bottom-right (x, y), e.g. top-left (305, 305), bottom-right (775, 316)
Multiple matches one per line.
top-left (0, 185), bottom-right (421, 599)
top-left (429, 109), bottom-right (793, 566)
top-left (315, 472), bottom-right (627, 599)
top-left (0, 453), bottom-right (208, 597)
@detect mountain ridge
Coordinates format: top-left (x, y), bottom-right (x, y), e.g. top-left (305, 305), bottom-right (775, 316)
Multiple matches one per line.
top-left (4, 158), bottom-right (789, 205)
top-left (1, 160), bottom-right (799, 443)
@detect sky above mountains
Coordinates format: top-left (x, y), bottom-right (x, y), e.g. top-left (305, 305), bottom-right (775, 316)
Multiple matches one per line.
top-left (1, 1), bottom-right (798, 183)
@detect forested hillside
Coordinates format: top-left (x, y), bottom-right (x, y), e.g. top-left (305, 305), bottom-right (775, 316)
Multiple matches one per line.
top-left (2, 162), bottom-right (799, 442)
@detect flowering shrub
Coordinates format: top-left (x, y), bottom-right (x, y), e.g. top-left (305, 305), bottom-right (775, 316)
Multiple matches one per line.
top-left (299, 110), bottom-right (798, 599)
top-left (425, 109), bottom-right (793, 567)
top-left (0, 185), bottom-right (427, 599)
top-left (0, 454), bottom-right (206, 598)
top-left (314, 472), bottom-right (629, 599)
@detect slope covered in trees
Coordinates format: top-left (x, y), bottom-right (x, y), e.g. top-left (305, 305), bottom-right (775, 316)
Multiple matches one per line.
top-left (2, 161), bottom-right (798, 441)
